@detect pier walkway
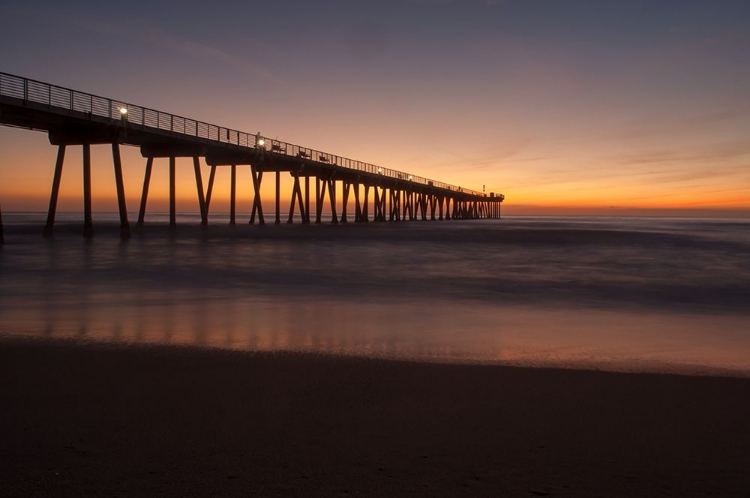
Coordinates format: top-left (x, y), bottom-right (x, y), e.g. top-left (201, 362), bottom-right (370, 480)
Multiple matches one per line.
top-left (0, 71), bottom-right (503, 240)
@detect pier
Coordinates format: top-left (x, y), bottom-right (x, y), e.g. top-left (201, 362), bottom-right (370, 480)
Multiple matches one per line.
top-left (0, 71), bottom-right (503, 240)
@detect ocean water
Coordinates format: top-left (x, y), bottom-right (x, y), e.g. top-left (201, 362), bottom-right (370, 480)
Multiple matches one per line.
top-left (1, 213), bottom-right (749, 375)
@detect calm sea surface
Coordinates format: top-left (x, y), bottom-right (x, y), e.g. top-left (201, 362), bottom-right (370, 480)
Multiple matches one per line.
top-left (1, 213), bottom-right (749, 375)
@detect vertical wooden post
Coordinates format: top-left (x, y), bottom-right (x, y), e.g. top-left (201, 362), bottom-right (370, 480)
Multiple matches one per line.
top-left (315, 176), bottom-right (322, 224)
top-left (205, 165), bottom-right (216, 217)
top-left (82, 144), bottom-right (93, 238)
top-left (230, 164), bottom-right (237, 225)
top-left (287, 174), bottom-right (297, 224)
top-left (304, 175), bottom-right (310, 224)
top-left (137, 157), bottom-right (153, 227)
top-left (193, 157), bottom-right (207, 226)
top-left (111, 143), bottom-right (131, 239)
top-left (354, 182), bottom-right (361, 222)
top-left (297, 176), bottom-right (305, 223)
top-left (340, 182), bottom-right (350, 223)
top-left (0, 202), bottom-right (4, 244)
top-left (44, 144), bottom-right (66, 237)
top-left (169, 156), bottom-right (176, 227)
top-left (363, 184), bottom-right (370, 222)
top-left (328, 179), bottom-right (338, 224)
top-left (275, 170), bottom-right (281, 224)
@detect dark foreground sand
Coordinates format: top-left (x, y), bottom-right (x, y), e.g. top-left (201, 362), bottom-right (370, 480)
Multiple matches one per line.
top-left (1, 338), bottom-right (749, 497)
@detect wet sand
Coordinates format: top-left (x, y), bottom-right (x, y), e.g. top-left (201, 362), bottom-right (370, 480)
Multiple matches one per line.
top-left (1, 337), bottom-right (749, 497)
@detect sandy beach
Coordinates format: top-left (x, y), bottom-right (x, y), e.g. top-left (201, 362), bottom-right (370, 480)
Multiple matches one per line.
top-left (1, 337), bottom-right (749, 497)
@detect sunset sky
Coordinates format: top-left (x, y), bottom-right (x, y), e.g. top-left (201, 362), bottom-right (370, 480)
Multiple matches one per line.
top-left (1, 0), bottom-right (749, 216)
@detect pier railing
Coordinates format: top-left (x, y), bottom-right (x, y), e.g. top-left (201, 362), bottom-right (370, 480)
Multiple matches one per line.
top-left (0, 71), bottom-right (487, 197)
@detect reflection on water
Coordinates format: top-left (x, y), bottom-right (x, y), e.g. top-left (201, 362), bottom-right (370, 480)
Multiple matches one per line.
top-left (1, 215), bottom-right (749, 375)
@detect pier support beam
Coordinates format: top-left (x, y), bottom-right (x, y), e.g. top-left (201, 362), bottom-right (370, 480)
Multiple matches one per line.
top-left (275, 170), bottom-right (281, 224)
top-left (194, 157), bottom-right (207, 226)
top-left (111, 143), bottom-right (131, 239)
top-left (44, 144), bottom-right (66, 238)
top-left (340, 182), bottom-right (350, 223)
top-left (373, 186), bottom-right (381, 222)
top-left (328, 179), bottom-right (338, 224)
top-left (304, 176), bottom-right (310, 224)
top-left (83, 144), bottom-right (93, 238)
top-left (315, 177), bottom-right (324, 224)
top-left (230, 164), bottom-right (237, 225)
top-left (169, 156), bottom-right (176, 227)
top-left (205, 165), bottom-right (216, 218)
top-left (389, 188), bottom-right (400, 222)
top-left (378, 186), bottom-right (387, 222)
top-left (363, 184), bottom-right (370, 222)
top-left (354, 182), bottom-right (362, 222)
top-left (137, 157), bottom-right (153, 226)
top-left (249, 165), bottom-right (264, 225)
top-left (0, 202), bottom-right (4, 244)
top-left (359, 183), bottom-right (370, 223)
top-left (287, 172), bottom-right (306, 224)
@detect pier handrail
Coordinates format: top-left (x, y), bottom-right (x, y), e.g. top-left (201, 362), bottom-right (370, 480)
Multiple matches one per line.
top-left (0, 71), bottom-right (488, 197)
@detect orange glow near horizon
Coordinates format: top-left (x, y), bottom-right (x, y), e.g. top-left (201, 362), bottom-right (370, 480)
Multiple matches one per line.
top-left (1, 83), bottom-right (750, 218)
top-left (0, 124), bottom-right (747, 218)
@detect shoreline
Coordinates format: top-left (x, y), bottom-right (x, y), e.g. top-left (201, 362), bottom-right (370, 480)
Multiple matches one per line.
top-left (4, 333), bottom-right (750, 379)
top-left (2, 336), bottom-right (749, 497)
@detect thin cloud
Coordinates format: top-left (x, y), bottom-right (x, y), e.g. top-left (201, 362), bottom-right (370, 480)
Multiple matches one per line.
top-left (145, 30), bottom-right (290, 88)
top-left (69, 17), bottom-right (290, 88)
top-left (609, 140), bottom-right (750, 166)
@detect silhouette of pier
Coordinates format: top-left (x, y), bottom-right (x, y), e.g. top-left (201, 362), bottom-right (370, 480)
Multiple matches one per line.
top-left (0, 71), bottom-right (504, 240)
